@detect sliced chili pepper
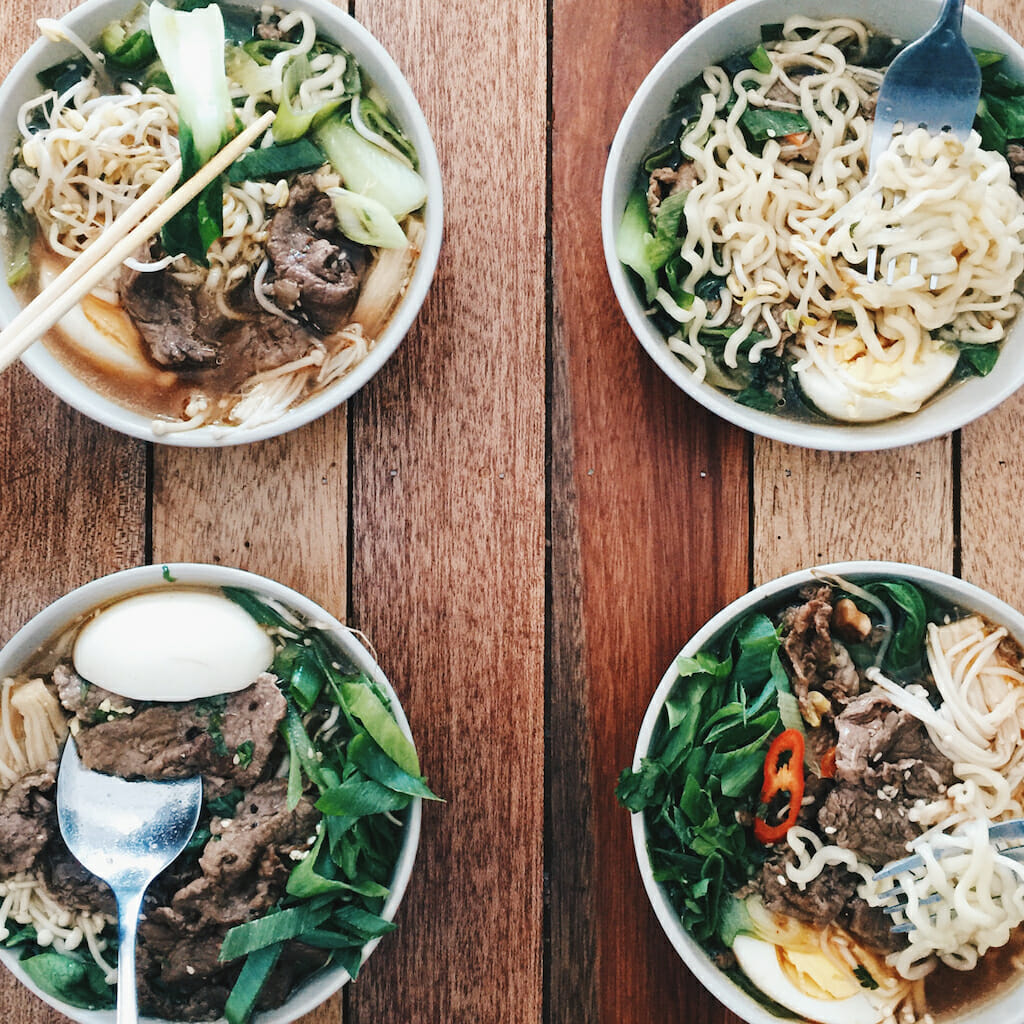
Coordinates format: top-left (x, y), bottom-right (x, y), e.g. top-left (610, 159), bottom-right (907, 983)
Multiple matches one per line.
top-left (820, 746), bottom-right (837, 779)
top-left (752, 728), bottom-right (805, 844)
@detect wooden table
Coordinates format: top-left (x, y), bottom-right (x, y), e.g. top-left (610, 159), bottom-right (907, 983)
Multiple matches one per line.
top-left (2, 0), bottom-right (1024, 1020)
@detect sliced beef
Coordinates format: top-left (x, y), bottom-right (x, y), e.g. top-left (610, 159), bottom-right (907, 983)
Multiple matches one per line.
top-left (834, 687), bottom-right (954, 801)
top-left (0, 768), bottom-right (56, 875)
top-left (755, 855), bottom-right (858, 926)
top-left (265, 174), bottom-right (369, 331)
top-left (135, 927), bottom-right (233, 1022)
top-left (1008, 142), bottom-right (1024, 197)
top-left (136, 779), bottom-right (320, 1021)
top-left (220, 308), bottom-right (320, 375)
top-left (53, 662), bottom-right (133, 723)
top-left (42, 838), bottom-right (115, 916)
top-left (781, 586), bottom-right (863, 718)
top-left (167, 779), bottom-right (318, 929)
top-left (74, 673), bottom-right (286, 795)
top-left (119, 265), bottom-right (222, 367)
top-left (843, 896), bottom-right (903, 954)
top-left (817, 784), bottom-right (918, 865)
top-left (646, 162), bottom-right (699, 218)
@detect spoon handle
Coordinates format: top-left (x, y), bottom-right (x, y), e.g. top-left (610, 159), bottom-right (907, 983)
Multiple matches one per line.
top-left (115, 887), bottom-right (146, 1024)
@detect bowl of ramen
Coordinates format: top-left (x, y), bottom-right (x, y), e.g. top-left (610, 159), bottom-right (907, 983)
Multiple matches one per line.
top-left (0, 0), bottom-right (442, 445)
top-left (0, 563), bottom-right (435, 1022)
top-left (619, 561), bottom-right (1024, 1024)
top-left (602, 0), bottom-right (1024, 450)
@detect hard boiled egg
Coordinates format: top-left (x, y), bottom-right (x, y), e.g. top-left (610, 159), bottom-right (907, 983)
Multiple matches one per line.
top-left (732, 935), bottom-right (881, 1024)
top-left (797, 326), bottom-right (959, 422)
top-left (38, 256), bottom-right (165, 383)
top-left (73, 589), bottom-right (275, 702)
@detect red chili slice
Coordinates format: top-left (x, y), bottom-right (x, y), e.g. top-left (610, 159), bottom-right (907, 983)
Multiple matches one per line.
top-left (752, 728), bottom-right (806, 844)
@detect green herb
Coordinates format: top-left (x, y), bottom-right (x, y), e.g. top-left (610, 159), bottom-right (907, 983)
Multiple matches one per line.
top-left (1, 186), bottom-right (33, 287)
top-left (955, 342), bottom-right (1000, 379)
top-left (224, 943), bottom-right (282, 1024)
top-left (234, 740), bottom-right (255, 768)
top-left (739, 107), bottom-right (810, 142)
top-left (161, 565), bottom-right (177, 582)
top-left (227, 139), bottom-right (326, 183)
top-left (616, 612), bottom-right (787, 943)
top-left (863, 581), bottom-right (926, 674)
top-left (854, 965), bottom-right (880, 990)
top-left (21, 953), bottom-right (114, 1010)
top-left (195, 694), bottom-right (229, 756)
top-left (748, 43), bottom-right (772, 74)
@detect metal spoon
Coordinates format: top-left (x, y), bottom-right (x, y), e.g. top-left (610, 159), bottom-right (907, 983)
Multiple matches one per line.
top-left (56, 738), bottom-right (203, 1023)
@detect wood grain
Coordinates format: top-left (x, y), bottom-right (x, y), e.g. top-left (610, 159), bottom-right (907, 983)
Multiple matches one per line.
top-left (346, 0), bottom-right (547, 1020)
top-left (551, 4), bottom-right (750, 1024)
top-left (752, 439), bottom-right (954, 580)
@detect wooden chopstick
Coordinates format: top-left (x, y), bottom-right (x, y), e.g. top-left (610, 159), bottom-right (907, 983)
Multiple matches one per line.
top-left (0, 108), bottom-right (276, 375)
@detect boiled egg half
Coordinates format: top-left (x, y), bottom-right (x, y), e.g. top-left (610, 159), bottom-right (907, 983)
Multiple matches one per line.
top-left (732, 935), bottom-right (881, 1024)
top-left (797, 325), bottom-right (959, 423)
top-left (73, 589), bottom-right (275, 702)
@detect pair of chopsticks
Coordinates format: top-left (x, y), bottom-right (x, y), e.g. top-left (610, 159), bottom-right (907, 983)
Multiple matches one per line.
top-left (0, 108), bottom-right (276, 376)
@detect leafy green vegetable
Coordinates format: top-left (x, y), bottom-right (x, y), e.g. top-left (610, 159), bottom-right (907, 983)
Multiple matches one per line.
top-left (100, 26), bottom-right (156, 69)
top-left (644, 189), bottom-right (689, 271)
top-left (616, 612), bottom-right (785, 943)
top-left (863, 581), bottom-right (926, 673)
top-left (224, 944), bottom-right (282, 1024)
top-left (348, 732), bottom-right (440, 799)
top-left (274, 53), bottom-right (344, 143)
top-left (341, 680), bottom-right (420, 776)
top-left (314, 117), bottom-right (427, 218)
top-left (617, 188), bottom-right (658, 302)
top-left (327, 187), bottom-right (410, 248)
top-left (748, 44), bottom-right (772, 74)
top-left (227, 139), bottom-right (326, 184)
top-left (955, 342), bottom-right (1000, 379)
top-left (21, 953), bottom-right (114, 1010)
top-left (1, 186), bottom-right (33, 287)
top-left (854, 964), bottom-right (880, 990)
top-left (739, 107), bottom-right (810, 142)
top-left (150, 1), bottom-right (238, 264)
top-left (221, 903), bottom-right (332, 961)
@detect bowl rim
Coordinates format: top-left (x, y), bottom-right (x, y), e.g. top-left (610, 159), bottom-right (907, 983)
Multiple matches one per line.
top-left (629, 560), bottom-right (1024, 1024)
top-left (0, 562), bottom-right (423, 1024)
top-left (601, 0), bottom-right (1024, 452)
top-left (0, 0), bottom-right (444, 447)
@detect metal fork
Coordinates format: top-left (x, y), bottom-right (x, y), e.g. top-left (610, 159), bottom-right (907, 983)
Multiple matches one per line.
top-left (872, 818), bottom-right (1024, 932)
top-left (863, 0), bottom-right (982, 283)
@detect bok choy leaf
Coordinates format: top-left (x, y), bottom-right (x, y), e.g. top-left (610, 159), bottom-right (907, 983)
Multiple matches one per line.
top-left (150, 0), bottom-right (238, 264)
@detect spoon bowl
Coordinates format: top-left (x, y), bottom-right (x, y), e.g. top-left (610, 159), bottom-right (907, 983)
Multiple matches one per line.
top-left (56, 738), bottom-right (203, 1023)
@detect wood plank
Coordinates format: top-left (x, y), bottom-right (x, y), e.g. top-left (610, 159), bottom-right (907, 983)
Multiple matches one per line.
top-left (960, 0), bottom-right (1024, 610)
top-left (346, 0), bottom-right (547, 1021)
top-left (551, 3), bottom-right (750, 1023)
top-left (752, 440), bottom-right (954, 580)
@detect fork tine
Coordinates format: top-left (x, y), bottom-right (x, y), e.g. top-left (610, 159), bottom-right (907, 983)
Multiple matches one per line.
top-left (881, 892), bottom-right (942, 915)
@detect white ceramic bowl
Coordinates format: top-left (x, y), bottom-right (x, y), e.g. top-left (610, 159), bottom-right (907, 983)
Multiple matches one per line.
top-left (0, 0), bottom-right (443, 446)
top-left (602, 0), bottom-right (1024, 451)
top-left (0, 563), bottom-right (423, 1024)
top-left (629, 560), bottom-right (1024, 1024)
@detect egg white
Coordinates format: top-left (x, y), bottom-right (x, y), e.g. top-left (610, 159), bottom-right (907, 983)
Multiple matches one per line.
top-left (732, 935), bottom-right (881, 1024)
top-left (73, 590), bottom-right (275, 702)
top-left (797, 328), bottom-right (959, 423)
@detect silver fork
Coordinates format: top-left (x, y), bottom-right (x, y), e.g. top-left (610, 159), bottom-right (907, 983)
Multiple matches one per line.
top-left (872, 818), bottom-right (1024, 933)
top-left (863, 0), bottom-right (982, 283)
